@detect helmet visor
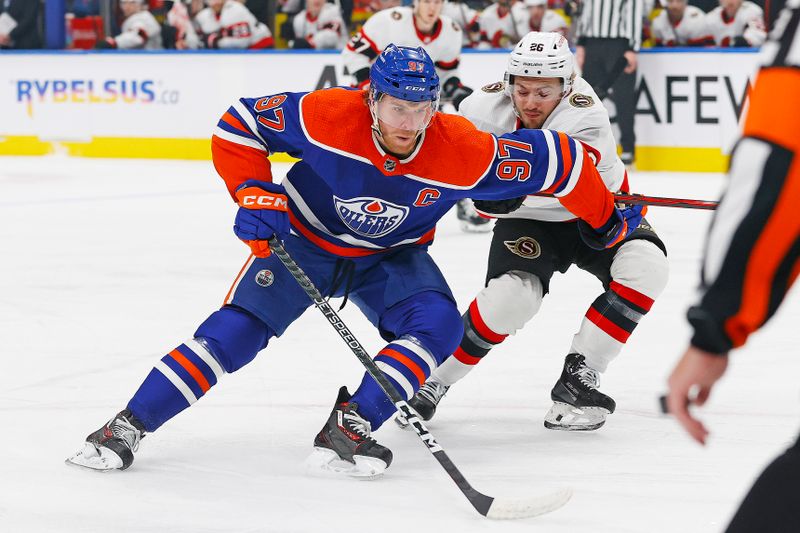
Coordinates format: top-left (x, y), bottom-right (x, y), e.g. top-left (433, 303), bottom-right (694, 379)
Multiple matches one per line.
top-left (374, 94), bottom-right (437, 132)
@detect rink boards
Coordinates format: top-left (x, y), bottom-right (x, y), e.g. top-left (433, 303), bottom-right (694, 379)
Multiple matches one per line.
top-left (0, 48), bottom-right (760, 171)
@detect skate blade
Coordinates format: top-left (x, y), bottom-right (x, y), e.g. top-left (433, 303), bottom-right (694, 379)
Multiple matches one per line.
top-left (544, 402), bottom-right (608, 432)
top-left (65, 442), bottom-right (124, 472)
top-left (305, 447), bottom-right (387, 480)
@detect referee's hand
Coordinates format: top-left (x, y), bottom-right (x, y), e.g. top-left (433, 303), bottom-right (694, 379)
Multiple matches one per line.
top-left (666, 346), bottom-right (729, 445)
top-left (623, 50), bottom-right (637, 74)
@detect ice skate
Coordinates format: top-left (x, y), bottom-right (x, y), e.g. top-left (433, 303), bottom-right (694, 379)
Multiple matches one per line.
top-left (307, 387), bottom-right (393, 480)
top-left (66, 410), bottom-right (146, 471)
top-left (395, 380), bottom-right (449, 429)
top-left (457, 199), bottom-right (492, 233)
top-left (544, 353), bottom-right (616, 431)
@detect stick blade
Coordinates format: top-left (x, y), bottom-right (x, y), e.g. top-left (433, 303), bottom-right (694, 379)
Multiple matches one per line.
top-left (485, 488), bottom-right (572, 520)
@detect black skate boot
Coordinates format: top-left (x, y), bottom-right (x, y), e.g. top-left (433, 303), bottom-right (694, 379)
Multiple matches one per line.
top-left (66, 409), bottom-right (146, 471)
top-left (309, 386), bottom-right (393, 479)
top-left (395, 380), bottom-right (449, 429)
top-left (457, 199), bottom-right (492, 233)
top-left (544, 353), bottom-right (616, 431)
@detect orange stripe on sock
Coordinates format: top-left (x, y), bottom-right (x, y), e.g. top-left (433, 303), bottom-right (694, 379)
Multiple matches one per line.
top-left (168, 349), bottom-right (211, 393)
top-left (378, 348), bottom-right (426, 387)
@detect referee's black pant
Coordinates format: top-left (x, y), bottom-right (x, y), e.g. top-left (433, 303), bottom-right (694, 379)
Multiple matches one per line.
top-left (580, 37), bottom-right (636, 154)
top-left (725, 433), bottom-right (800, 532)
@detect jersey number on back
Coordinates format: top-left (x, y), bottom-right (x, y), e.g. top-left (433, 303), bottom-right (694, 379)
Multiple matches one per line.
top-left (254, 95), bottom-right (287, 132)
top-left (495, 139), bottom-right (532, 182)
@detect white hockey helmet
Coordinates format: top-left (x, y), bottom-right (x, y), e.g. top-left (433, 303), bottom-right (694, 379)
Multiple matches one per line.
top-left (504, 32), bottom-right (575, 98)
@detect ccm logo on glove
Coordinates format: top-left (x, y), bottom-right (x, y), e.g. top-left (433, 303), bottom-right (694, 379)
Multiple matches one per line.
top-left (236, 187), bottom-right (288, 210)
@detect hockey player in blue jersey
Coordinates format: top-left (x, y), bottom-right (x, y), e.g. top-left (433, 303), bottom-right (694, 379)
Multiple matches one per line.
top-left (67, 45), bottom-right (647, 478)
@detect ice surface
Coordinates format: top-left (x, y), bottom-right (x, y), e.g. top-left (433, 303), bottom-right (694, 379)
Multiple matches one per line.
top-left (1, 156), bottom-right (798, 532)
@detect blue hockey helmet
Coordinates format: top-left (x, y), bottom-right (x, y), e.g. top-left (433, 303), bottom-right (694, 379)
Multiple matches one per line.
top-left (369, 44), bottom-right (440, 103)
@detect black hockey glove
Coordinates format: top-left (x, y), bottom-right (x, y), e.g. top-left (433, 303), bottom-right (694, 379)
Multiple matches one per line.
top-left (473, 196), bottom-right (526, 215)
top-left (442, 77), bottom-right (474, 111)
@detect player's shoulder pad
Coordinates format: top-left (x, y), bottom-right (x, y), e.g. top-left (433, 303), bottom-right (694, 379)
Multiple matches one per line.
top-left (363, 6), bottom-right (406, 31)
top-left (567, 77), bottom-right (601, 110)
top-left (438, 13), bottom-right (463, 34)
top-left (460, 87), bottom-right (516, 135)
top-left (195, 7), bottom-right (212, 22)
top-left (387, 7), bottom-right (410, 21)
top-left (686, 5), bottom-right (702, 17)
top-left (460, 81), bottom-right (507, 116)
top-left (412, 113), bottom-right (498, 188)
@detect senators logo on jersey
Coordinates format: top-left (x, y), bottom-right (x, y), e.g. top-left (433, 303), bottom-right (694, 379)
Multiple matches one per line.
top-left (504, 236), bottom-right (541, 259)
top-left (334, 196), bottom-right (409, 238)
top-left (482, 82), bottom-right (505, 93)
top-left (569, 93), bottom-right (594, 108)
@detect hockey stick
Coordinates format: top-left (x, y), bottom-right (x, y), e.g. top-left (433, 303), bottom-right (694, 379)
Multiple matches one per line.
top-left (535, 192), bottom-right (719, 210)
top-left (611, 193), bottom-right (718, 210)
top-left (268, 237), bottom-right (572, 520)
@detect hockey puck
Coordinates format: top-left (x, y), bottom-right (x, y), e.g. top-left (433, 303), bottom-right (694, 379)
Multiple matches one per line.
top-left (658, 394), bottom-right (669, 414)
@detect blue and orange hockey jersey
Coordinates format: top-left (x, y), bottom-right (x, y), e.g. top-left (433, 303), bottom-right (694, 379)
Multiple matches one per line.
top-left (211, 87), bottom-right (615, 257)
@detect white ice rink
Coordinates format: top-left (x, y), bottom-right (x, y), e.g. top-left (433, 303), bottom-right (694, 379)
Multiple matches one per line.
top-left (2, 156), bottom-right (799, 533)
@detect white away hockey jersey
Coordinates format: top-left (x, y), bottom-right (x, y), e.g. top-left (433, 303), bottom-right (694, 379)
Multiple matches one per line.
top-left (293, 3), bottom-right (346, 49)
top-left (442, 1), bottom-right (481, 46)
top-left (114, 10), bottom-right (162, 50)
top-left (704, 1), bottom-right (766, 47)
top-left (341, 6), bottom-right (463, 86)
top-left (478, 2), bottom-right (528, 48)
top-left (460, 77), bottom-right (626, 221)
top-left (651, 5), bottom-right (710, 46)
top-left (195, 0), bottom-right (273, 49)
top-left (514, 9), bottom-right (569, 41)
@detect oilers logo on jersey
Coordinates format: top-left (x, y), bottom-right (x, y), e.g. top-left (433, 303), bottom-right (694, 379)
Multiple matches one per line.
top-left (335, 196), bottom-right (410, 238)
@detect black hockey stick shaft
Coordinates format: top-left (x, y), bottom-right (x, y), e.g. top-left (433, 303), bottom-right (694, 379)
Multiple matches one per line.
top-left (534, 191), bottom-right (719, 210)
top-left (611, 192), bottom-right (718, 210)
top-left (267, 237), bottom-right (495, 516)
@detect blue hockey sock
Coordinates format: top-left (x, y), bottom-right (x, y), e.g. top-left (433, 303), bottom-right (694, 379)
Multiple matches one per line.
top-left (127, 306), bottom-right (271, 432)
top-left (350, 337), bottom-right (438, 430)
top-left (127, 339), bottom-right (224, 432)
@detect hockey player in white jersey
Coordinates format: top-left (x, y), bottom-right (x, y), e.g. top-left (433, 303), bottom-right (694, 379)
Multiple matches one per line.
top-left (514, 0), bottom-right (568, 41)
top-left (195, 0), bottom-right (274, 49)
top-left (478, 0), bottom-right (528, 48)
top-left (652, 0), bottom-right (711, 46)
top-left (442, 0), bottom-right (481, 47)
top-left (95, 0), bottom-right (162, 50)
top-left (341, 0), bottom-right (467, 97)
top-left (291, 0), bottom-right (346, 49)
top-left (341, 0), bottom-right (486, 232)
top-left (705, 0), bottom-right (766, 47)
top-left (399, 32), bottom-right (669, 431)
